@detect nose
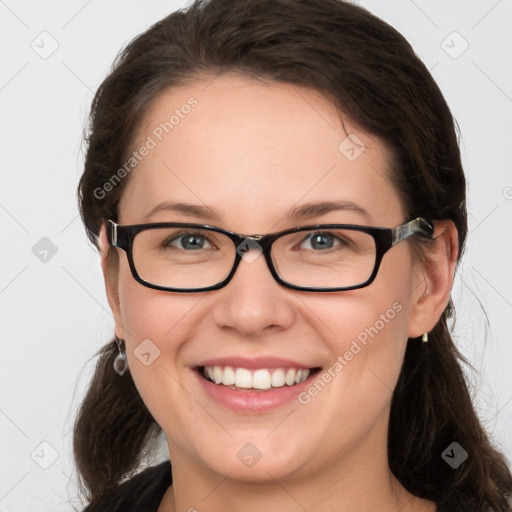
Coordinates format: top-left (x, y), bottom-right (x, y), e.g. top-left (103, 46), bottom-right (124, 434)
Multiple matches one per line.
top-left (211, 247), bottom-right (295, 338)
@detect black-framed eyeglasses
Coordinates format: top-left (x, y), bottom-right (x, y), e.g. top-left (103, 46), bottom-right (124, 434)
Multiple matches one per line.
top-left (106, 217), bottom-right (434, 293)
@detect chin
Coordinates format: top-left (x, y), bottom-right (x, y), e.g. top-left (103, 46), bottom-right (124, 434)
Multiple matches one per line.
top-left (194, 433), bottom-right (311, 483)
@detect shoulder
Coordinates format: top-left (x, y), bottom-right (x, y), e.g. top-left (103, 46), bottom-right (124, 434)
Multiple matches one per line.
top-left (82, 460), bottom-right (172, 512)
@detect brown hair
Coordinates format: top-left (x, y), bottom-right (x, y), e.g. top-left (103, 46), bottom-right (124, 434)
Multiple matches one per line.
top-left (74, 0), bottom-right (512, 509)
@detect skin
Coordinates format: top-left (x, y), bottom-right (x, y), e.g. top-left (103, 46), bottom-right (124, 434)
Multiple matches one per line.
top-left (98, 73), bottom-right (458, 511)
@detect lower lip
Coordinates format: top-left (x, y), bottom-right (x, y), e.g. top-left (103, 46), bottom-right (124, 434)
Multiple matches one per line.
top-left (194, 369), bottom-right (317, 413)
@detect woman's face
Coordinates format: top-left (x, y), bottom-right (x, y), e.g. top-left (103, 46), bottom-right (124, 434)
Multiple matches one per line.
top-left (102, 74), bottom-right (429, 483)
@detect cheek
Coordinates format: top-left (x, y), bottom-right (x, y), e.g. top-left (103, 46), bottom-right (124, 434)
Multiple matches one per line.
top-left (116, 256), bottom-right (204, 343)
top-left (309, 290), bottom-right (408, 389)
top-left (116, 275), bottom-right (209, 443)
top-left (115, 260), bottom-right (199, 398)
top-left (339, 250), bottom-right (414, 381)
top-left (299, 249), bottom-right (414, 421)
top-left (305, 246), bottom-right (413, 357)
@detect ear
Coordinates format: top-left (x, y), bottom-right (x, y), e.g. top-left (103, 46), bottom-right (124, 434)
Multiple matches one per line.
top-left (407, 220), bottom-right (459, 338)
top-left (98, 223), bottom-right (127, 340)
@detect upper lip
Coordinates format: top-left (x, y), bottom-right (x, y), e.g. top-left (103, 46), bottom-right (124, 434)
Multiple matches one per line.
top-left (194, 356), bottom-right (319, 370)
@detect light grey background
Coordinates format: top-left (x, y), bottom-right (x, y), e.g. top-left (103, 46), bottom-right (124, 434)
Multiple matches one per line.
top-left (1, 1), bottom-right (511, 510)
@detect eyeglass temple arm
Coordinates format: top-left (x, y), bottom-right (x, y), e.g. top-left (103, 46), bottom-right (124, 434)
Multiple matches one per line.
top-left (106, 220), bottom-right (118, 246)
top-left (391, 217), bottom-right (434, 246)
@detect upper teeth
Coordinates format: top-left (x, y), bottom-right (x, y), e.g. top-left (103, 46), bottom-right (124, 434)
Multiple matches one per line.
top-left (203, 366), bottom-right (310, 390)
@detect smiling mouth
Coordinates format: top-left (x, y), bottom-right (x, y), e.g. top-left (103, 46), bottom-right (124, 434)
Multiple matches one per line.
top-left (197, 365), bottom-right (321, 391)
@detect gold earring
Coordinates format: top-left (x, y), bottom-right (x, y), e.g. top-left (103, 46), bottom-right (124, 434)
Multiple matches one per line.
top-left (422, 332), bottom-right (429, 343)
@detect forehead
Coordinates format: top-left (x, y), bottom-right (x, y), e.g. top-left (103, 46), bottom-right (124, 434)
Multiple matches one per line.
top-left (119, 73), bottom-right (402, 230)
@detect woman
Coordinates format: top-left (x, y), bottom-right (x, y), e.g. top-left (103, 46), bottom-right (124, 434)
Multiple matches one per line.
top-left (73, 0), bottom-right (512, 510)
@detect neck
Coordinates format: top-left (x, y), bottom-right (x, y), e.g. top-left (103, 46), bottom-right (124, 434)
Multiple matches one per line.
top-left (158, 435), bottom-right (435, 512)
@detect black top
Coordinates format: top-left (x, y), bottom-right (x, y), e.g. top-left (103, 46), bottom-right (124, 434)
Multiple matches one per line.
top-left (82, 461), bottom-right (172, 512)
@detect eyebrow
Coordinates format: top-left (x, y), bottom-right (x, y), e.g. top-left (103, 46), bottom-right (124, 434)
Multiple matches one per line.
top-left (143, 200), bottom-right (374, 224)
top-left (144, 202), bottom-right (222, 222)
top-left (283, 200), bottom-right (373, 223)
